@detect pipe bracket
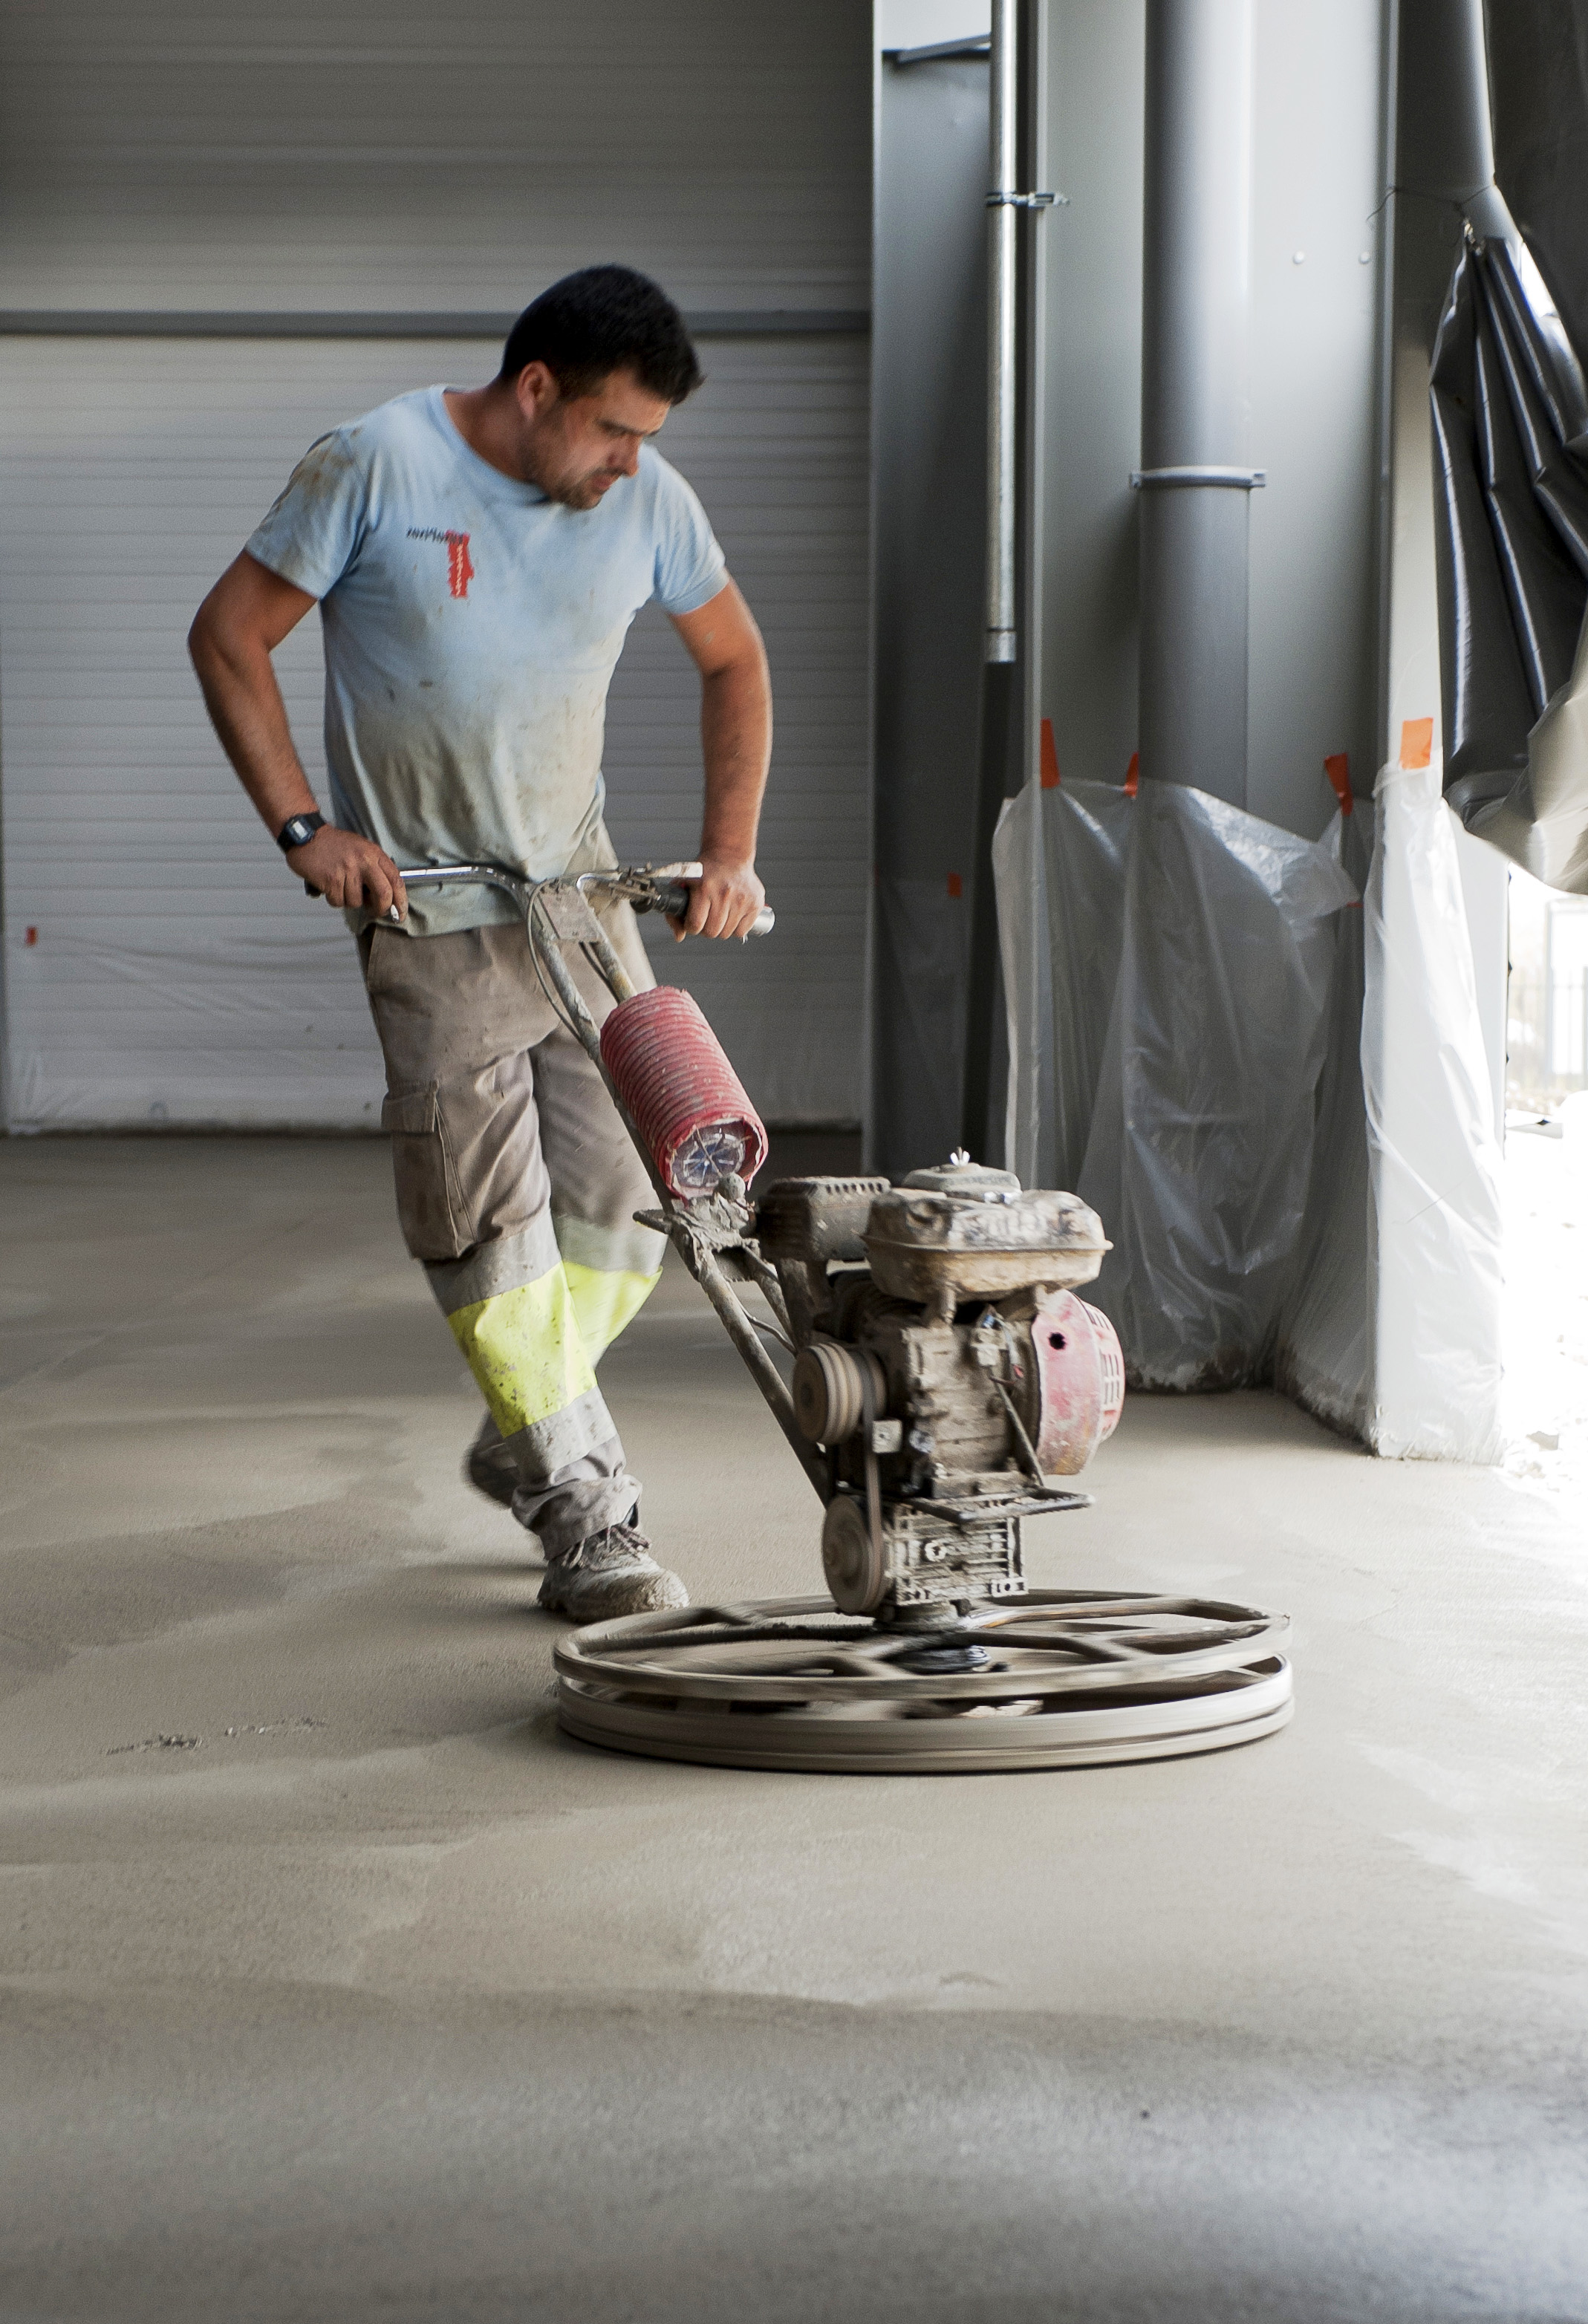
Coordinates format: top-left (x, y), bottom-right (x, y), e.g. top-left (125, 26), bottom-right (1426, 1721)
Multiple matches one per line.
top-left (986, 190), bottom-right (1067, 209)
top-left (1130, 465), bottom-right (1266, 489)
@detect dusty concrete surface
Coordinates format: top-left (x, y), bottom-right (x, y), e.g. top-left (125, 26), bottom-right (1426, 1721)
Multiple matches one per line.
top-left (1, 1134), bottom-right (1586, 2324)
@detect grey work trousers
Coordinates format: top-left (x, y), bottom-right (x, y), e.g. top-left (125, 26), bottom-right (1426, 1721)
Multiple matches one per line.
top-left (359, 894), bottom-right (663, 1556)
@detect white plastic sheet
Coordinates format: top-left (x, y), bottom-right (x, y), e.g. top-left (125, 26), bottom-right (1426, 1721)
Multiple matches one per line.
top-left (995, 777), bottom-right (1358, 1391)
top-left (1360, 752), bottom-right (1505, 1460)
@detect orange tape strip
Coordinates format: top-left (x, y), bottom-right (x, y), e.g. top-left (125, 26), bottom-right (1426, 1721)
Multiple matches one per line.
top-left (947, 871), bottom-right (963, 899)
top-left (1400, 717), bottom-right (1433, 770)
top-left (1040, 717), bottom-right (1061, 790)
top-left (1324, 752), bottom-right (1352, 816)
top-left (1124, 750), bottom-right (1139, 798)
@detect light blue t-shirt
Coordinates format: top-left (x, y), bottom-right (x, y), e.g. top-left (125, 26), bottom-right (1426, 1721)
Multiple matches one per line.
top-left (246, 385), bottom-right (727, 935)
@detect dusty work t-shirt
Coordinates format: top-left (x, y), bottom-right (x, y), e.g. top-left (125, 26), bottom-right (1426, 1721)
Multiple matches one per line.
top-left (245, 386), bottom-right (727, 936)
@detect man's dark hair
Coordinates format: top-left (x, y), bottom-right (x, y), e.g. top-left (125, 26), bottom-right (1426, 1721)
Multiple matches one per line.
top-left (498, 265), bottom-right (703, 404)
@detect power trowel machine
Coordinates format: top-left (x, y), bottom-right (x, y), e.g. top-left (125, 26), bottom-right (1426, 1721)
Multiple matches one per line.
top-left (400, 857), bottom-right (1293, 1774)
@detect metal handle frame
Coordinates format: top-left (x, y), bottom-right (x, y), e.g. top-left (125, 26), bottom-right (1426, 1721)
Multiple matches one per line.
top-left (397, 861), bottom-right (827, 1501)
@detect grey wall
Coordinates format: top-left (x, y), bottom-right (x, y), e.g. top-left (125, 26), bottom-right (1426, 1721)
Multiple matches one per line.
top-left (1036, 0), bottom-right (1385, 839)
top-left (0, 0), bottom-right (872, 1130)
top-left (1038, 0), bottom-right (1146, 798)
top-left (1246, 0), bottom-right (1384, 832)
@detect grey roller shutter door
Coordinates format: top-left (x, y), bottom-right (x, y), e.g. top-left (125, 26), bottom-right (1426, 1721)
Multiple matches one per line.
top-left (0, 1), bottom-right (870, 1130)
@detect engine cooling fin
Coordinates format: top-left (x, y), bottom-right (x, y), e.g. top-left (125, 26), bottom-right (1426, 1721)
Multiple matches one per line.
top-left (554, 1590), bottom-right (1293, 1774)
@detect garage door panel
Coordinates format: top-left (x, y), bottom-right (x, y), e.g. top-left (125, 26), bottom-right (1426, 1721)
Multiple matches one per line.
top-left (0, 333), bottom-right (868, 1128)
top-left (0, 2), bottom-right (869, 313)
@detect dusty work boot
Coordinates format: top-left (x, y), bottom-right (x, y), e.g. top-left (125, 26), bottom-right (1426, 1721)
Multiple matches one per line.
top-left (537, 1519), bottom-right (689, 1623)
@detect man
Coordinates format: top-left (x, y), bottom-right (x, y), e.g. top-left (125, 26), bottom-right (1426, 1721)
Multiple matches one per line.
top-left (189, 265), bottom-right (770, 1621)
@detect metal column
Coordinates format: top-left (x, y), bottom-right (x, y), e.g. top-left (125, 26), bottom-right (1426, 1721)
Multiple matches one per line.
top-left (962, 0), bottom-right (1055, 1158)
top-left (1136, 0), bottom-right (1261, 807)
top-left (986, 0), bottom-right (1019, 664)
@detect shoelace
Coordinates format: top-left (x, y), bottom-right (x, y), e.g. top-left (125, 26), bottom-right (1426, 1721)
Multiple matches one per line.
top-left (561, 1520), bottom-right (651, 1573)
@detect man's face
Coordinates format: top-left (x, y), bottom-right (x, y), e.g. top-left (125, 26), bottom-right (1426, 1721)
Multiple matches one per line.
top-left (515, 364), bottom-right (672, 510)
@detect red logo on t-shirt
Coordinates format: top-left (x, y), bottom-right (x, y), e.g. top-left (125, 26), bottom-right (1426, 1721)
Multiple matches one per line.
top-left (446, 531), bottom-right (475, 599)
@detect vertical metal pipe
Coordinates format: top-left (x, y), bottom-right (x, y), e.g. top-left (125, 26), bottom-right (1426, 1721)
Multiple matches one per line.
top-left (986, 0), bottom-right (1018, 663)
top-left (1137, 0), bottom-right (1257, 806)
top-left (1396, 0), bottom-right (1513, 241)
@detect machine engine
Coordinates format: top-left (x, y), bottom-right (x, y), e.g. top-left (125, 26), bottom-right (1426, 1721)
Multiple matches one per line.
top-left (754, 1158), bottom-right (1125, 1616)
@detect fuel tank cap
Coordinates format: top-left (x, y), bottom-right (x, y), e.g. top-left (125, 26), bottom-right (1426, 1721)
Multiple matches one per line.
top-left (899, 1152), bottom-right (1022, 1199)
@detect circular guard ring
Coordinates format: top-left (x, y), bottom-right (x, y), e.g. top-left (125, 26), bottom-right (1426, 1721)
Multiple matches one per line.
top-left (554, 1589), bottom-right (1293, 1774)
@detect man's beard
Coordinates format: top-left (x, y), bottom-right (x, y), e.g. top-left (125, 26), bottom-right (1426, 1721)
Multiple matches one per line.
top-left (547, 469), bottom-right (621, 512)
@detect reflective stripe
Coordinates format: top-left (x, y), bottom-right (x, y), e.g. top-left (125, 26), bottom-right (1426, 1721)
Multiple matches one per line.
top-left (427, 1216), bottom-right (562, 1318)
top-left (554, 1211), bottom-right (666, 1280)
top-left (562, 1258), bottom-right (662, 1365)
top-left (498, 1387), bottom-right (622, 1485)
top-left (447, 1263), bottom-right (599, 1439)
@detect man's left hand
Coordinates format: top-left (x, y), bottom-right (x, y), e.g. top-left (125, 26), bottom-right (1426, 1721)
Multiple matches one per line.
top-left (671, 855), bottom-right (766, 942)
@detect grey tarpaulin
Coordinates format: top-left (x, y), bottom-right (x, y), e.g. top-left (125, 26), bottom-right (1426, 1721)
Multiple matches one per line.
top-left (1430, 234), bottom-right (1588, 891)
top-left (994, 779), bottom-right (1359, 1391)
top-left (1489, 0), bottom-right (1588, 365)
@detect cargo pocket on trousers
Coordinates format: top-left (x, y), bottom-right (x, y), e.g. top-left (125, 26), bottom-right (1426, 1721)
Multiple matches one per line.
top-left (380, 1085), bottom-right (472, 1261)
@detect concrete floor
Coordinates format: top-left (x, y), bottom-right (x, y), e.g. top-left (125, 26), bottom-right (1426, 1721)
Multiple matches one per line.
top-left (1503, 1124), bottom-right (1588, 1508)
top-left (1, 1135), bottom-right (1587, 2324)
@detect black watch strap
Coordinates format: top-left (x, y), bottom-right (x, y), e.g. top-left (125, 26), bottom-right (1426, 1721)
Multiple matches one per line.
top-left (276, 811), bottom-right (325, 854)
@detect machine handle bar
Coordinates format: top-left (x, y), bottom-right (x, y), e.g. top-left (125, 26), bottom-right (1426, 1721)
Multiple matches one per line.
top-left (323, 861), bottom-right (774, 937)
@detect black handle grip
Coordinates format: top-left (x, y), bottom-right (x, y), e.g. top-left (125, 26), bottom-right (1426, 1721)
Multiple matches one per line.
top-left (649, 883), bottom-right (775, 936)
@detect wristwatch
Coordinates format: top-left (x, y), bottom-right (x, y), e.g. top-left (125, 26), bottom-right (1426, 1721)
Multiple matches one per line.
top-left (276, 811), bottom-right (326, 854)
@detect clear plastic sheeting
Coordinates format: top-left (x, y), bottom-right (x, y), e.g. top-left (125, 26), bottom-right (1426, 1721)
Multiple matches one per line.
top-left (995, 779), bottom-right (1358, 1391)
top-left (1360, 752), bottom-right (1505, 1462)
top-left (1274, 804), bottom-right (1373, 1435)
top-left (995, 780), bottom-right (1131, 1197)
top-left (1430, 236), bottom-right (1588, 892)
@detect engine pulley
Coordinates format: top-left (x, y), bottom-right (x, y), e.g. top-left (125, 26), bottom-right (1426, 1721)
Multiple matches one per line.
top-left (793, 1336), bottom-right (887, 1445)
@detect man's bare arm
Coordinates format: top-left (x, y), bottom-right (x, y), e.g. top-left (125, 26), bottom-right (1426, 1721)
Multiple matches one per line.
top-left (667, 578), bottom-right (771, 941)
top-left (188, 552), bottom-right (407, 918)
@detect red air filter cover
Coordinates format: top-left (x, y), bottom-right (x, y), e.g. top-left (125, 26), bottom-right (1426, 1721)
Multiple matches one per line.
top-left (1031, 1290), bottom-right (1126, 1475)
top-left (599, 985), bottom-right (769, 1198)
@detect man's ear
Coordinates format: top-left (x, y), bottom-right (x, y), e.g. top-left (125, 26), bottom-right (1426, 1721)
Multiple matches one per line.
top-left (512, 361), bottom-right (559, 420)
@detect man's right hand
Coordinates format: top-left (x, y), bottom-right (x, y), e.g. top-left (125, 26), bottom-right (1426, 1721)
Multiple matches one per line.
top-left (290, 825), bottom-right (409, 919)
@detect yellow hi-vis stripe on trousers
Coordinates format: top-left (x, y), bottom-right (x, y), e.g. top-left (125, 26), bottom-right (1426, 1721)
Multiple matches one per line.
top-left (447, 1264), bottom-right (599, 1442)
top-left (562, 1260), bottom-right (662, 1367)
top-left (445, 1260), bottom-right (662, 1441)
